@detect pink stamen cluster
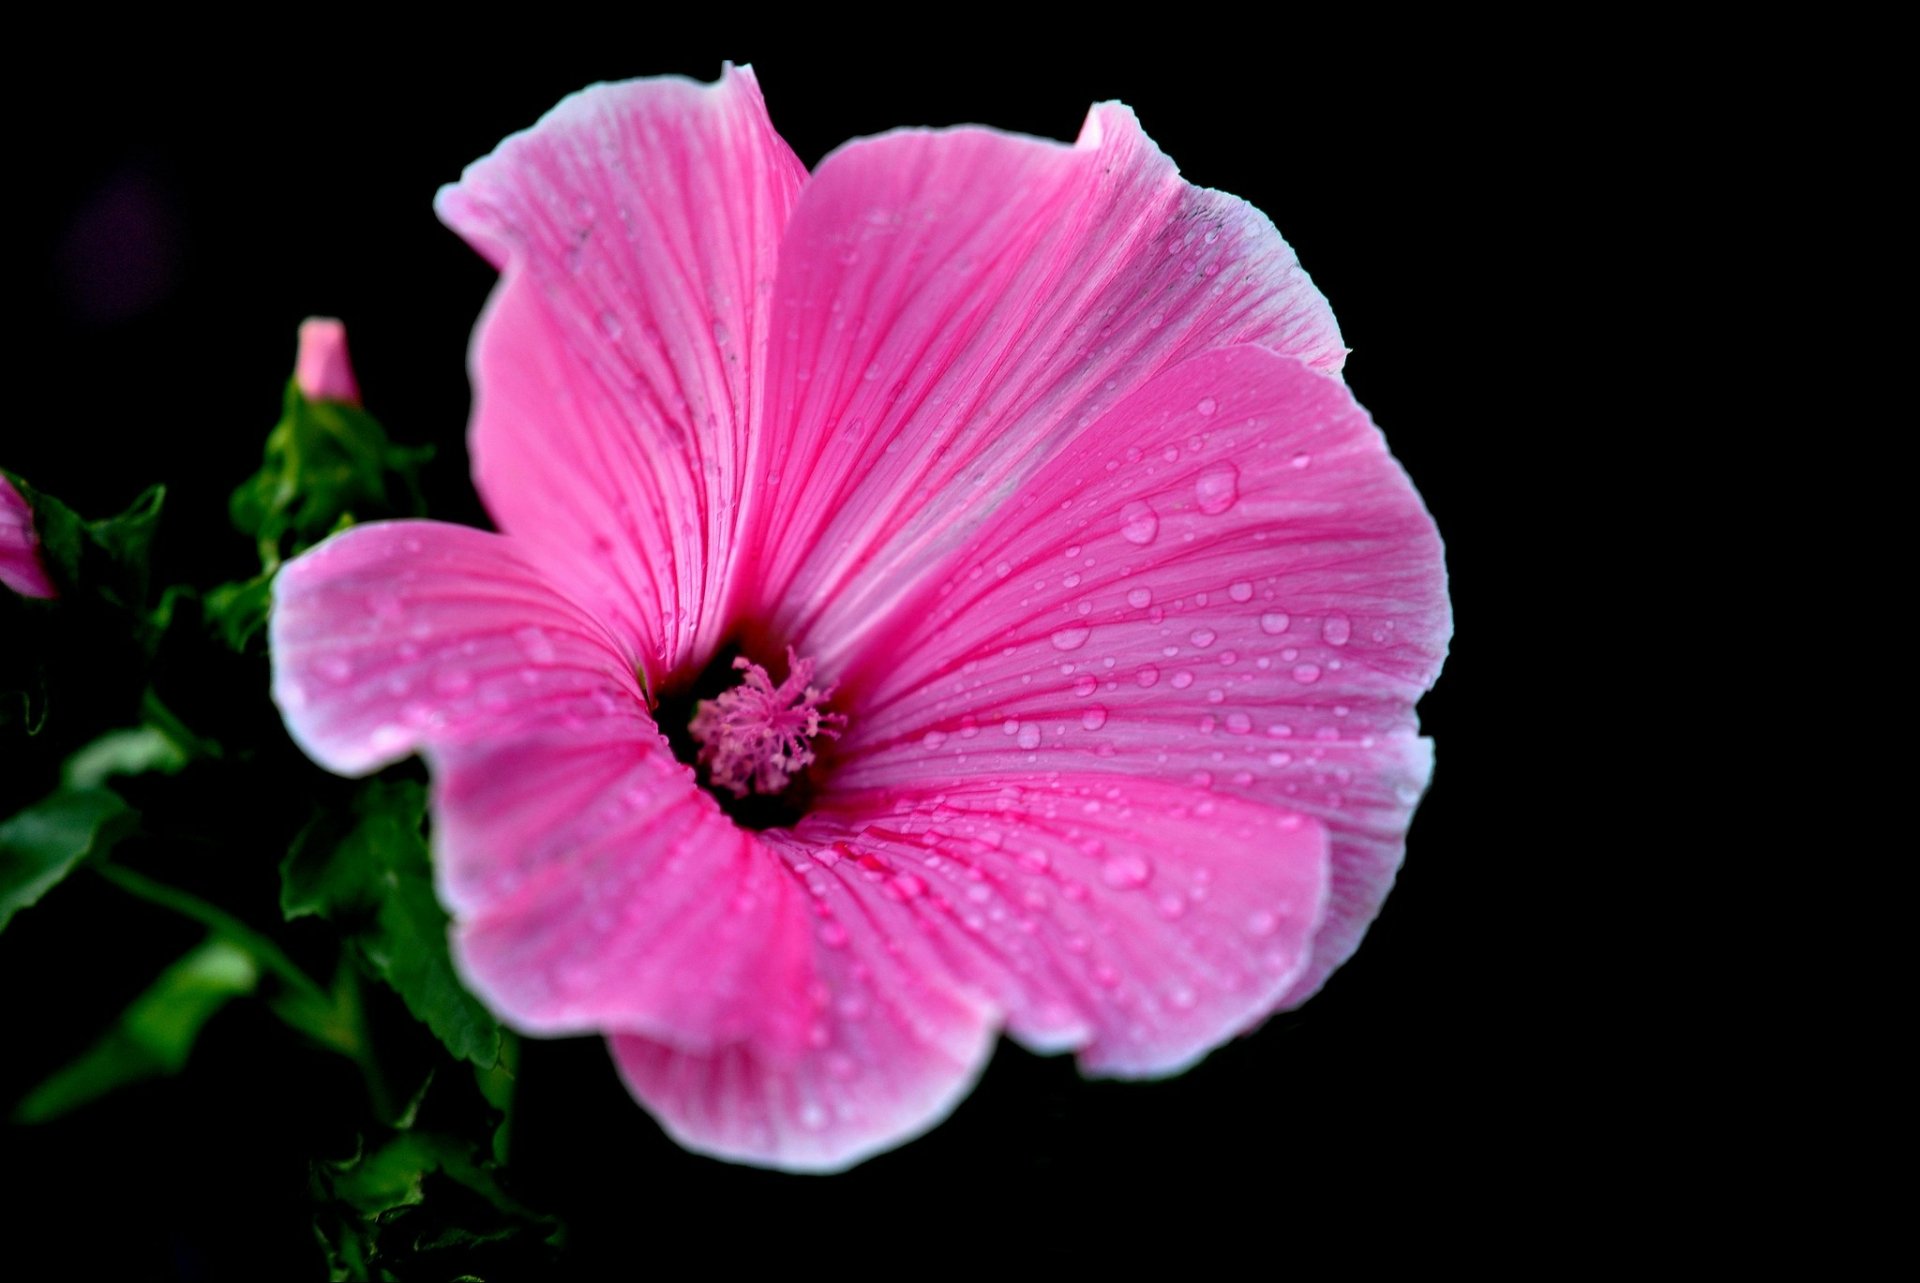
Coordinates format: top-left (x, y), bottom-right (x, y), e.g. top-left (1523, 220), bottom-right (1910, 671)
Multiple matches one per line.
top-left (689, 649), bottom-right (845, 798)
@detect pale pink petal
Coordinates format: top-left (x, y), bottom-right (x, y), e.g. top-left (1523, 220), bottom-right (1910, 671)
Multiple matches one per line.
top-left (268, 520), bottom-right (643, 778)
top-left (434, 65), bottom-right (807, 688)
top-left (609, 771), bottom-right (1323, 1172)
top-left (828, 346), bottom-right (1449, 1010)
top-left (0, 473), bottom-right (56, 599)
top-left (743, 104), bottom-right (1343, 660)
top-left (295, 317), bottom-right (361, 405)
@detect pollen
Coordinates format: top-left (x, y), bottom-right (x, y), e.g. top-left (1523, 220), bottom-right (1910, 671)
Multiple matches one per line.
top-left (688, 649), bottom-right (846, 798)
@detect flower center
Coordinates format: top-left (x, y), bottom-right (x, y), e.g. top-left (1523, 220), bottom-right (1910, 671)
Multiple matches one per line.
top-left (665, 647), bottom-right (844, 829)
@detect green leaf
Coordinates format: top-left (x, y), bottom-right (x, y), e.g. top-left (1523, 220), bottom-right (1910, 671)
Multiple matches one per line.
top-left (311, 1126), bottom-right (562, 1281)
top-left (200, 571), bottom-right (275, 653)
top-left (5, 473), bottom-right (165, 609)
top-left (232, 380), bottom-right (430, 574)
top-left (12, 937), bottom-right (257, 1123)
top-left (0, 788), bottom-right (134, 933)
top-left (280, 780), bottom-right (502, 1068)
top-left (61, 724), bottom-right (189, 790)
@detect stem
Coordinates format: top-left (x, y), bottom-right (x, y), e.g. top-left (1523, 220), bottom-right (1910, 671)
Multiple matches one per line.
top-left (94, 862), bottom-right (328, 1007)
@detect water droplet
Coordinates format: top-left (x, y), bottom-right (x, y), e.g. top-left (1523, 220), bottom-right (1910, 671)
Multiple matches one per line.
top-left (1291, 663), bottom-right (1322, 684)
top-left (1229, 580), bottom-right (1254, 603)
top-left (1126, 586), bottom-right (1153, 609)
top-left (1170, 670), bottom-right (1195, 689)
top-left (1259, 611), bottom-right (1291, 635)
top-left (1194, 463), bottom-right (1240, 515)
top-left (1196, 396), bottom-right (1218, 416)
top-left (1225, 712), bottom-right (1252, 734)
top-left (1051, 625), bottom-right (1092, 651)
top-left (1136, 665), bottom-right (1160, 687)
top-left (515, 626), bottom-right (558, 664)
top-left (1321, 613), bottom-right (1352, 646)
top-left (1101, 853), bottom-right (1152, 890)
top-left (1082, 705), bottom-right (1109, 731)
top-left (1267, 750), bottom-right (1294, 766)
top-left (1016, 723), bottom-right (1043, 750)
top-left (1189, 627), bottom-right (1216, 649)
top-left (1120, 500), bottom-right (1160, 545)
top-left (819, 922), bottom-right (849, 948)
top-left (1290, 451), bottom-right (1312, 469)
top-left (923, 729), bottom-right (949, 749)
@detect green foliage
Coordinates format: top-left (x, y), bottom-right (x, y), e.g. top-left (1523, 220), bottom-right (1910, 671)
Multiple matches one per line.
top-left (3, 347), bottom-right (556, 1270)
top-left (311, 1123), bottom-right (563, 1281)
top-left (0, 787), bottom-right (134, 932)
top-left (233, 380), bottom-right (431, 571)
top-left (283, 779), bottom-right (503, 1069)
top-left (13, 937), bottom-right (258, 1123)
top-left (4, 474), bottom-right (166, 610)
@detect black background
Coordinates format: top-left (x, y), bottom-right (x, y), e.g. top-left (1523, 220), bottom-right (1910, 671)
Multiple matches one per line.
top-left (7, 33), bottom-right (1577, 1277)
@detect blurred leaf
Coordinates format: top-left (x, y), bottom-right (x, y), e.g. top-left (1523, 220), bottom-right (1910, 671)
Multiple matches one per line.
top-left (0, 787), bottom-right (134, 932)
top-left (6, 474), bottom-right (165, 610)
top-left (201, 570), bottom-right (275, 653)
top-left (281, 780), bottom-right (501, 1069)
top-left (311, 1125), bottom-right (561, 1281)
top-left (61, 724), bottom-right (189, 789)
top-left (232, 380), bottom-right (430, 574)
top-left (12, 937), bottom-right (257, 1123)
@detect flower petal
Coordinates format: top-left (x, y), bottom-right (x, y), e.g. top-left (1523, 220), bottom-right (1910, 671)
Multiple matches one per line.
top-left (744, 103), bottom-right (1343, 659)
top-left (272, 519), bottom-right (791, 1046)
top-left (269, 520), bottom-right (641, 778)
top-left (607, 770), bottom-right (1324, 1173)
top-left (0, 473), bottom-right (55, 599)
top-left (829, 345), bottom-right (1449, 1009)
top-left (434, 65), bottom-right (807, 686)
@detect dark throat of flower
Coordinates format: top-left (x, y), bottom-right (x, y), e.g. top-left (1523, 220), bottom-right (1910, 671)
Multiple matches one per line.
top-left (657, 644), bottom-right (846, 831)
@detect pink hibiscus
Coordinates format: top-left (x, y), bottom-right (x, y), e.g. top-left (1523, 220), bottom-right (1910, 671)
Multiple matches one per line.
top-left (1, 473), bottom-right (56, 600)
top-left (269, 66), bottom-right (1449, 1172)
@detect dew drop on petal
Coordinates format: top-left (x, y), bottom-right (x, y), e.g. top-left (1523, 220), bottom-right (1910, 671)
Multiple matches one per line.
top-left (1189, 627), bottom-right (1216, 649)
top-left (1082, 705), bottom-right (1109, 731)
top-left (1194, 463), bottom-right (1240, 515)
top-left (1322, 613), bottom-right (1352, 646)
top-left (1051, 625), bottom-right (1092, 651)
top-left (1292, 663), bottom-right (1322, 684)
top-left (1170, 670), bottom-right (1195, 689)
top-left (1121, 500), bottom-right (1160, 545)
top-left (1101, 853), bottom-right (1153, 890)
top-left (1127, 586), bottom-right (1153, 609)
top-left (1259, 611), bottom-right (1291, 635)
top-left (1016, 723), bottom-right (1043, 750)
top-left (1136, 664), bottom-right (1160, 688)
top-left (1196, 396), bottom-right (1218, 416)
top-left (1229, 580), bottom-right (1254, 603)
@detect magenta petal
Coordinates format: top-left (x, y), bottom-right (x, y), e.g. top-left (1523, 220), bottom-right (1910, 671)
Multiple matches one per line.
top-left (833, 345), bottom-right (1449, 1009)
top-left (268, 520), bottom-right (642, 778)
top-left (434, 66), bottom-right (807, 686)
top-left (745, 103), bottom-right (1344, 656)
top-left (0, 473), bottom-right (56, 599)
top-left (608, 770), bottom-right (1324, 1172)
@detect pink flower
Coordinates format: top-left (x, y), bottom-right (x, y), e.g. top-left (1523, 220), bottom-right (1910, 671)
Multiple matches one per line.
top-left (269, 66), bottom-right (1449, 1172)
top-left (1, 473), bottom-right (56, 599)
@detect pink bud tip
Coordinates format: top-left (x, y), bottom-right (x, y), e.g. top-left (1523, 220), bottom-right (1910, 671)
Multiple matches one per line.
top-left (295, 317), bottom-right (362, 406)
